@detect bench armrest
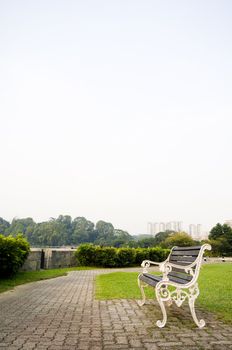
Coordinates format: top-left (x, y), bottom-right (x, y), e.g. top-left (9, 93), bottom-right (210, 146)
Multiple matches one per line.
top-left (141, 260), bottom-right (166, 273)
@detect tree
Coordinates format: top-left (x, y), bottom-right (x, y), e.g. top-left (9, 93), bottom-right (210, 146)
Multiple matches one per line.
top-left (209, 223), bottom-right (224, 240)
top-left (71, 217), bottom-right (95, 244)
top-left (112, 229), bottom-right (131, 247)
top-left (153, 230), bottom-right (175, 245)
top-left (56, 215), bottom-right (73, 245)
top-left (209, 223), bottom-right (232, 256)
top-left (5, 217), bottom-right (36, 240)
top-left (162, 232), bottom-right (195, 248)
top-left (137, 237), bottom-right (157, 248)
top-left (0, 217), bottom-right (10, 235)
top-left (95, 220), bottom-right (115, 245)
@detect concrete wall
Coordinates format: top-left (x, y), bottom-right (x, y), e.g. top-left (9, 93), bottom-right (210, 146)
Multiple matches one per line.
top-left (20, 249), bottom-right (42, 271)
top-left (20, 249), bottom-right (232, 271)
top-left (44, 249), bottom-right (77, 269)
top-left (20, 248), bottom-right (78, 271)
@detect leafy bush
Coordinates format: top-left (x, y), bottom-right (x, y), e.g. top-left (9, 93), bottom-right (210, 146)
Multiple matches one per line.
top-left (75, 244), bottom-right (169, 268)
top-left (134, 248), bottom-right (150, 265)
top-left (95, 246), bottom-right (117, 267)
top-left (116, 248), bottom-right (135, 267)
top-left (0, 234), bottom-right (30, 277)
top-left (149, 247), bottom-right (170, 262)
top-left (74, 243), bottom-right (97, 266)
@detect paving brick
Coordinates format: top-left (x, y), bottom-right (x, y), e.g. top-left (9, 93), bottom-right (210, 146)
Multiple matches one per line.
top-left (0, 268), bottom-right (232, 350)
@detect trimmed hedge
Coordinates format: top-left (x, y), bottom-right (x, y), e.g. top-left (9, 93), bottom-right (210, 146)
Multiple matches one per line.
top-left (0, 234), bottom-right (30, 277)
top-left (75, 244), bottom-right (170, 268)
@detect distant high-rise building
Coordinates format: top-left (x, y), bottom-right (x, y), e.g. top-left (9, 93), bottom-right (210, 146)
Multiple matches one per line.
top-left (147, 221), bottom-right (202, 238)
top-left (189, 224), bottom-right (202, 240)
top-left (147, 222), bottom-right (154, 235)
top-left (189, 224), bottom-right (196, 238)
top-left (165, 222), bottom-right (172, 231)
top-left (154, 223), bottom-right (160, 234)
top-left (177, 221), bottom-right (183, 231)
top-left (197, 224), bottom-right (202, 235)
top-left (201, 231), bottom-right (209, 240)
top-left (159, 222), bottom-right (166, 232)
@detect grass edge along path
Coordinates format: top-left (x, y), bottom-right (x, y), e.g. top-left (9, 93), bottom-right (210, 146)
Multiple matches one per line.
top-left (0, 266), bottom-right (95, 294)
top-left (95, 263), bottom-right (232, 324)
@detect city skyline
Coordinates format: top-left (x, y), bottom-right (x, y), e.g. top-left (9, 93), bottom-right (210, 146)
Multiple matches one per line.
top-left (147, 220), bottom-right (209, 240)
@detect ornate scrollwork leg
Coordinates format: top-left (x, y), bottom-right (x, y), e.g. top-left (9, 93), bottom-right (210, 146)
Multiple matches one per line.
top-left (188, 297), bottom-right (205, 328)
top-left (137, 276), bottom-right (146, 306)
top-left (188, 284), bottom-right (205, 328)
top-left (156, 284), bottom-right (169, 328)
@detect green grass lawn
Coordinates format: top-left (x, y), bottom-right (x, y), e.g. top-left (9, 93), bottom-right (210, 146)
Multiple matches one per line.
top-left (0, 266), bottom-right (94, 293)
top-left (95, 263), bottom-right (232, 323)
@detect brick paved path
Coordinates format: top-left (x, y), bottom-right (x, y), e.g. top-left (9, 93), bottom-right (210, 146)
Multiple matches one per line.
top-left (0, 269), bottom-right (232, 350)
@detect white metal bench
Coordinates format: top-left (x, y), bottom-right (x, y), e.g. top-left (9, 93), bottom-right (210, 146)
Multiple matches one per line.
top-left (138, 244), bottom-right (211, 328)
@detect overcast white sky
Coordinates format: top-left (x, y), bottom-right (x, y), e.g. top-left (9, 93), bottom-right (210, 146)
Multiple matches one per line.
top-left (0, 0), bottom-right (232, 234)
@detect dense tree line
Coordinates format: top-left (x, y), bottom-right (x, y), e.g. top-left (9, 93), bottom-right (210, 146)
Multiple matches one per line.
top-left (0, 216), bottom-right (132, 247)
top-left (1, 216), bottom-right (231, 255)
top-left (0, 216), bottom-right (191, 248)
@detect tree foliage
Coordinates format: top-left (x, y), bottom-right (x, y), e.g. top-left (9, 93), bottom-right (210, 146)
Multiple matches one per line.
top-left (162, 232), bottom-right (195, 248)
top-left (4, 216), bottom-right (230, 256)
top-left (0, 217), bottom-right (10, 234)
top-left (208, 223), bottom-right (232, 256)
top-left (0, 216), bottom-right (133, 247)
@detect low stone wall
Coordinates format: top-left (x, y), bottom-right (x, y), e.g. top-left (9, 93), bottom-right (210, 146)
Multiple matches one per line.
top-left (20, 249), bottom-right (232, 272)
top-left (20, 249), bottom-right (42, 271)
top-left (44, 249), bottom-right (77, 269)
top-left (20, 248), bottom-right (78, 271)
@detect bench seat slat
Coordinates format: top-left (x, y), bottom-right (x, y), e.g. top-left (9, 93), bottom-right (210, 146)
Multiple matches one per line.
top-left (168, 275), bottom-right (190, 284)
top-left (139, 274), bottom-right (162, 287)
top-left (168, 271), bottom-right (192, 282)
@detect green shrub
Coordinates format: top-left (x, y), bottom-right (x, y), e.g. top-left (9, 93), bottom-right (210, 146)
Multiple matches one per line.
top-left (75, 244), bottom-right (169, 268)
top-left (116, 248), bottom-right (135, 267)
top-left (0, 234), bottom-right (30, 277)
top-left (149, 247), bottom-right (170, 262)
top-left (95, 246), bottom-right (117, 267)
top-left (75, 243), bottom-right (97, 266)
top-left (134, 248), bottom-right (150, 265)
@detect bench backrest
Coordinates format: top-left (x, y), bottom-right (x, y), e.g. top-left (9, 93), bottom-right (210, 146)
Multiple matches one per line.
top-left (167, 245), bottom-right (210, 285)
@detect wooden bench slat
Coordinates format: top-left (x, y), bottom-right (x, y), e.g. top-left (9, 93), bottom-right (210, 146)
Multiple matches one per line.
top-left (170, 256), bottom-right (196, 263)
top-left (171, 266), bottom-right (196, 274)
top-left (168, 271), bottom-right (192, 282)
top-left (168, 275), bottom-right (190, 284)
top-left (139, 274), bottom-right (162, 287)
top-left (171, 250), bottom-right (201, 256)
top-left (172, 246), bottom-right (201, 251)
top-left (168, 260), bottom-right (195, 266)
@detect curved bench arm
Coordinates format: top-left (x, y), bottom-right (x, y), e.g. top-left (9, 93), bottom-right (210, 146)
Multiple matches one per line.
top-left (141, 259), bottom-right (168, 273)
